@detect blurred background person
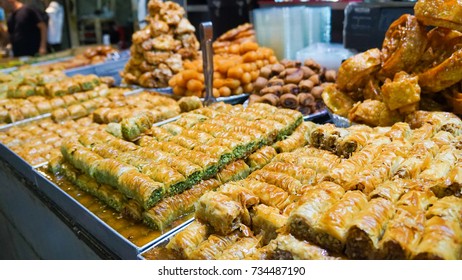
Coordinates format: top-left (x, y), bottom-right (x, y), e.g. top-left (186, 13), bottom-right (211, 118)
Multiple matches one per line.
top-left (46, 0), bottom-right (63, 52)
top-left (0, 0), bottom-right (47, 56)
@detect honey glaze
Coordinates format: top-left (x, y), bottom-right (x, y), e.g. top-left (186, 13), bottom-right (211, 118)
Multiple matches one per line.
top-left (38, 167), bottom-right (192, 248)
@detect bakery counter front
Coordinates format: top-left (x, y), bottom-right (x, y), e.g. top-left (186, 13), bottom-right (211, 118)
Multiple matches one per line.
top-left (0, 149), bottom-right (105, 259)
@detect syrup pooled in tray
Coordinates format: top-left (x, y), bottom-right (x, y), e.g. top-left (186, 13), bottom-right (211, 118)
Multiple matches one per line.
top-left (38, 167), bottom-right (192, 248)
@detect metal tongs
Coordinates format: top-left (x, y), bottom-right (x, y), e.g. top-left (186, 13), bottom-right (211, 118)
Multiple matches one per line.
top-left (200, 21), bottom-right (216, 106)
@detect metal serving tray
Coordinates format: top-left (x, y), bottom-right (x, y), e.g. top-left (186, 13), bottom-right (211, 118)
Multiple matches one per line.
top-left (119, 85), bottom-right (174, 94)
top-left (30, 56), bottom-right (74, 67)
top-left (0, 97), bottom-right (208, 259)
top-left (0, 66), bottom-right (18, 74)
top-left (243, 100), bottom-right (330, 124)
top-left (146, 87), bottom-right (250, 105)
top-left (32, 168), bottom-right (195, 259)
top-left (326, 108), bottom-right (352, 127)
top-left (0, 113), bottom-right (51, 132)
top-left (64, 58), bottom-right (129, 86)
top-left (303, 109), bottom-right (330, 123)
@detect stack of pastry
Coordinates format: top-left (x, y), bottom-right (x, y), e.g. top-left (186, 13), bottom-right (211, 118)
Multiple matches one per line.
top-left (322, 0), bottom-right (462, 126)
top-left (249, 59), bottom-right (336, 116)
top-left (213, 23), bottom-right (256, 54)
top-left (121, 0), bottom-right (199, 88)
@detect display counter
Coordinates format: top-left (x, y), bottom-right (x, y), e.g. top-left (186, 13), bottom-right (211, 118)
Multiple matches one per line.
top-left (0, 151), bottom-right (106, 259)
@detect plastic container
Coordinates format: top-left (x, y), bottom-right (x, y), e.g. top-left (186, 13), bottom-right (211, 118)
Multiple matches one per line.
top-left (296, 43), bottom-right (357, 70)
top-left (253, 6), bottom-right (332, 60)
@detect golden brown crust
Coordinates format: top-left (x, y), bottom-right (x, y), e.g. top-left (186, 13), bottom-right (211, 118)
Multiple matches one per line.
top-left (336, 48), bottom-right (382, 92)
top-left (379, 14), bottom-right (428, 78)
top-left (348, 99), bottom-right (403, 127)
top-left (418, 48), bottom-right (462, 93)
top-left (415, 0), bottom-right (462, 33)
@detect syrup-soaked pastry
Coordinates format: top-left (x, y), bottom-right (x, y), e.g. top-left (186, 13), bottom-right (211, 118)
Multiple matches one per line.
top-left (189, 231), bottom-right (242, 260)
top-left (288, 182), bottom-right (345, 245)
top-left (379, 14), bottom-right (428, 78)
top-left (143, 179), bottom-right (220, 230)
top-left (245, 146), bottom-right (277, 171)
top-left (251, 204), bottom-right (287, 245)
top-left (336, 125), bottom-right (373, 158)
top-left (313, 191), bottom-right (368, 254)
top-left (251, 234), bottom-right (340, 260)
top-left (378, 189), bottom-right (436, 259)
top-left (418, 145), bottom-right (458, 183)
top-left (261, 161), bottom-right (317, 186)
top-left (273, 122), bottom-right (313, 153)
top-left (345, 198), bottom-right (395, 259)
top-left (413, 196), bottom-right (462, 260)
top-left (216, 160), bottom-right (251, 184)
top-left (406, 111), bottom-right (462, 136)
top-left (394, 140), bottom-right (439, 179)
top-left (215, 236), bottom-right (260, 260)
top-left (348, 144), bottom-right (407, 195)
top-left (431, 161), bottom-right (462, 198)
top-left (195, 191), bottom-right (246, 236)
top-left (240, 179), bottom-right (291, 210)
top-left (166, 221), bottom-right (209, 259)
top-left (273, 147), bottom-right (340, 174)
top-left (149, 126), bottom-right (174, 142)
top-left (248, 169), bottom-right (306, 195)
top-left (336, 48), bottom-right (382, 92)
top-left (325, 144), bottom-right (383, 187)
top-left (62, 139), bottom-right (165, 209)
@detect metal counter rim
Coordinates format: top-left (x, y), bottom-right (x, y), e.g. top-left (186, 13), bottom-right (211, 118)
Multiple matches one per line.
top-left (138, 218), bottom-right (196, 254)
top-left (0, 113), bottom-right (52, 132)
top-left (137, 217), bottom-right (196, 259)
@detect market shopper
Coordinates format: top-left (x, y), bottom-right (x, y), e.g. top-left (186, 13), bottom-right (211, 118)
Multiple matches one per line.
top-left (0, 0), bottom-right (47, 56)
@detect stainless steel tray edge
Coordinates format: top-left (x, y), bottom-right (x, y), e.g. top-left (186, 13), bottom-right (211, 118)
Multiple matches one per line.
top-left (0, 113), bottom-right (51, 132)
top-left (137, 218), bottom-right (195, 260)
top-left (303, 109), bottom-right (329, 123)
top-left (138, 218), bottom-right (195, 255)
top-left (0, 143), bottom-right (38, 182)
top-left (123, 88), bottom-right (144, 96)
top-left (145, 87), bottom-right (250, 105)
top-left (326, 108), bottom-right (352, 127)
top-left (32, 169), bottom-right (140, 259)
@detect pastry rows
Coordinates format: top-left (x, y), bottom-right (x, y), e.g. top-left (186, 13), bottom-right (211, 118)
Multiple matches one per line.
top-left (156, 114), bottom-right (462, 259)
top-left (58, 103), bottom-right (302, 213)
top-left (0, 117), bottom-right (101, 165)
top-left (51, 131), bottom-right (286, 231)
top-left (0, 82), bottom-right (112, 125)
